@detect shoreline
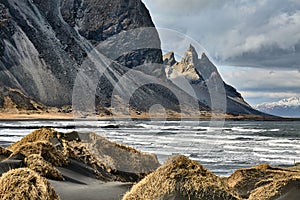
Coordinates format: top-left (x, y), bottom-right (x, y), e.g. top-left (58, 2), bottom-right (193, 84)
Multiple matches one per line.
top-left (0, 112), bottom-right (299, 121)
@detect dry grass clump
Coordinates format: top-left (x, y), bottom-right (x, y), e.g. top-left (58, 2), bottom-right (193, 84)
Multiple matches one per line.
top-left (0, 168), bottom-right (60, 200)
top-left (0, 146), bottom-right (12, 161)
top-left (249, 176), bottom-right (300, 200)
top-left (123, 155), bottom-right (239, 200)
top-left (10, 140), bottom-right (68, 166)
top-left (113, 142), bottom-right (141, 154)
top-left (227, 164), bottom-right (300, 199)
top-left (25, 154), bottom-right (64, 181)
top-left (8, 128), bottom-right (60, 152)
top-left (82, 133), bottom-right (160, 174)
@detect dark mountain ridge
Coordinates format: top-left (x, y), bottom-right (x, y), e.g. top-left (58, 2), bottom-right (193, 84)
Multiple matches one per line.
top-left (0, 0), bottom-right (267, 118)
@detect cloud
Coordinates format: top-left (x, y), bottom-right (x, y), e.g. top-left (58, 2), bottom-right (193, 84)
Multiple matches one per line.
top-left (242, 91), bottom-right (300, 99)
top-left (241, 91), bottom-right (300, 106)
top-left (219, 66), bottom-right (300, 105)
top-left (143, 0), bottom-right (300, 69)
top-left (219, 67), bottom-right (300, 91)
top-left (142, 0), bottom-right (300, 105)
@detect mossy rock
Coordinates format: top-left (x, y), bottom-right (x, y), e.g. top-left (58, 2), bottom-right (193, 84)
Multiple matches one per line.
top-left (0, 168), bottom-right (60, 200)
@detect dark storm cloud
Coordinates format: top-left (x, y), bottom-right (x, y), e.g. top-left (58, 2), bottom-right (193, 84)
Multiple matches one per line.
top-left (143, 0), bottom-right (300, 70)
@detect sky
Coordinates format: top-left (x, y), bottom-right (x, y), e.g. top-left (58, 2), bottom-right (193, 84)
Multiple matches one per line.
top-left (142, 0), bottom-right (300, 105)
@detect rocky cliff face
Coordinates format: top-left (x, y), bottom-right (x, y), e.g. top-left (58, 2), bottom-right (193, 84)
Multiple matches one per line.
top-left (60, 0), bottom-right (163, 67)
top-left (0, 0), bottom-right (163, 107)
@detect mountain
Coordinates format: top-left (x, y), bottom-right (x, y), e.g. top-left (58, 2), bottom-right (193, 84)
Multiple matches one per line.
top-left (0, 0), bottom-right (267, 118)
top-left (0, 0), bottom-right (163, 106)
top-left (255, 97), bottom-right (300, 117)
top-left (164, 45), bottom-right (263, 115)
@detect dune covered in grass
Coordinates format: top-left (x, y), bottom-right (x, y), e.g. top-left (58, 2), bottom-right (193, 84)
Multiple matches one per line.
top-left (123, 155), bottom-right (240, 200)
top-left (227, 164), bottom-right (300, 200)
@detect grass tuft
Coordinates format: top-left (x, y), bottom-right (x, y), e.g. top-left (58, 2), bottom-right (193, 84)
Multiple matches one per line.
top-left (25, 154), bottom-right (64, 181)
top-left (0, 168), bottom-right (60, 200)
top-left (10, 140), bottom-right (69, 166)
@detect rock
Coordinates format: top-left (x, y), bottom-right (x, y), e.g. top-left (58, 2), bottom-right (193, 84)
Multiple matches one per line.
top-left (60, 131), bottom-right (81, 142)
top-left (0, 0), bottom-right (163, 108)
top-left (0, 146), bottom-right (12, 161)
top-left (60, 0), bottom-right (162, 67)
top-left (163, 51), bottom-right (176, 66)
top-left (101, 124), bottom-right (120, 129)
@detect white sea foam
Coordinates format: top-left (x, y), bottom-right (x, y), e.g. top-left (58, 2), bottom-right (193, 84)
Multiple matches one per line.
top-left (1, 120), bottom-right (300, 176)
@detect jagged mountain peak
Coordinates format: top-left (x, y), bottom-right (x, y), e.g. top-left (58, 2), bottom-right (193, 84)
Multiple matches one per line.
top-left (164, 45), bottom-right (258, 115)
top-left (164, 46), bottom-right (202, 83)
top-left (182, 44), bottom-right (199, 65)
top-left (201, 52), bottom-right (209, 60)
top-left (163, 51), bottom-right (176, 66)
top-left (164, 46), bottom-right (218, 83)
top-left (188, 44), bottom-right (198, 54)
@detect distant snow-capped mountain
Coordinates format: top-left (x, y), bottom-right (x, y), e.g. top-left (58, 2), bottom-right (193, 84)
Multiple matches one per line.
top-left (255, 97), bottom-right (300, 117)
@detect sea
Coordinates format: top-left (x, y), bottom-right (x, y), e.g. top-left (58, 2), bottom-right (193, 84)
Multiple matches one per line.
top-left (1, 120), bottom-right (299, 176)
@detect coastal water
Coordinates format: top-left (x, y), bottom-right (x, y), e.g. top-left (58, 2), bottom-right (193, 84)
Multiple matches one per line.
top-left (0, 120), bottom-right (299, 176)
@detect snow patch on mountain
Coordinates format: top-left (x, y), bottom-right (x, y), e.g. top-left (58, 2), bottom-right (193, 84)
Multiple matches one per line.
top-left (255, 97), bottom-right (300, 117)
